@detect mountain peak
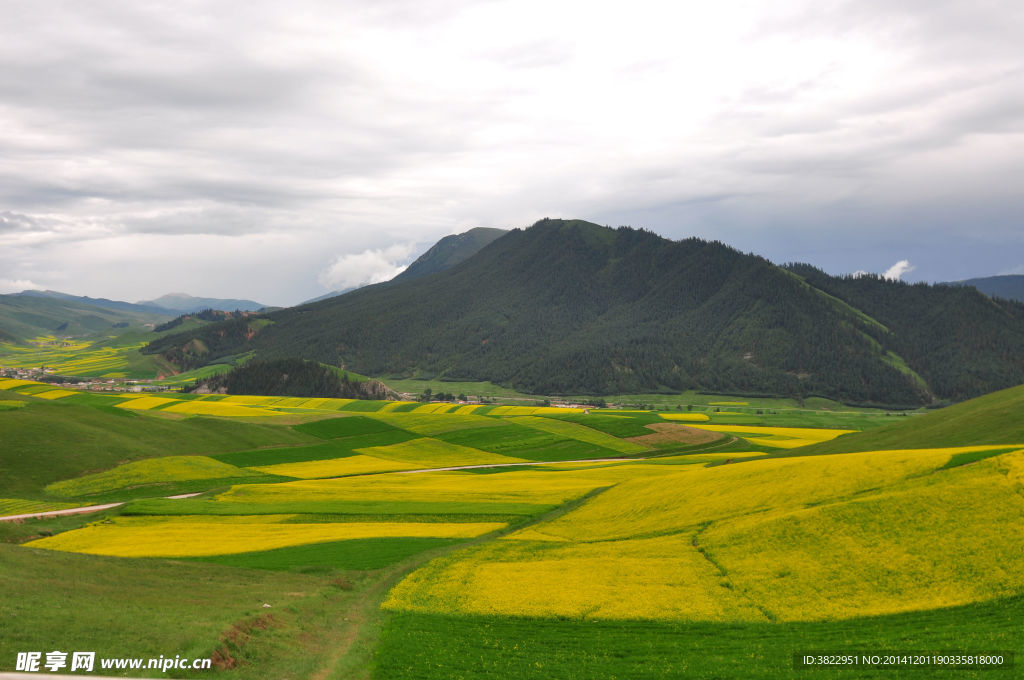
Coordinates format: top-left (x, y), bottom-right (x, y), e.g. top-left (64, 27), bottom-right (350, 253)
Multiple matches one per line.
top-left (392, 226), bottom-right (508, 282)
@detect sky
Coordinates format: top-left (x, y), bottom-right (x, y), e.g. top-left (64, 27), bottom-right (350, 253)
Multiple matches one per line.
top-left (1, 0), bottom-right (1022, 306)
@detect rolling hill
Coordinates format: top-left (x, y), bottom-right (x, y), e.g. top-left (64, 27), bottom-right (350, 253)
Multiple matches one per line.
top-left (144, 219), bottom-right (1024, 406)
top-left (792, 382), bottom-right (1024, 455)
top-left (0, 292), bottom-right (169, 343)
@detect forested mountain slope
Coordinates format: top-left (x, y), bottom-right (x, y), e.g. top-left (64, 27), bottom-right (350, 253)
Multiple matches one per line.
top-left (144, 220), bottom-right (1024, 405)
top-left (392, 227), bottom-right (507, 282)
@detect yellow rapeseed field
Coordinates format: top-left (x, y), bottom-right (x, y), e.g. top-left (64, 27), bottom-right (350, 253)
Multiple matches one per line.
top-left (26, 516), bottom-right (506, 557)
top-left (247, 454), bottom-right (415, 479)
top-left (383, 446), bottom-right (1024, 623)
top-left (380, 446), bottom-right (1024, 622)
top-left (683, 424), bottom-right (856, 448)
top-left (500, 447), bottom-right (988, 542)
top-left (163, 400), bottom-right (283, 417)
top-left (412, 403), bottom-right (451, 414)
top-left (356, 437), bottom-right (526, 467)
top-left (0, 378), bottom-right (38, 390)
top-left (659, 413), bottom-right (711, 421)
top-left (115, 396), bottom-right (180, 411)
top-left (0, 340), bottom-right (138, 376)
top-left (384, 533), bottom-right (765, 620)
top-left (700, 450), bottom-right (1024, 620)
top-left (32, 389), bottom-right (80, 400)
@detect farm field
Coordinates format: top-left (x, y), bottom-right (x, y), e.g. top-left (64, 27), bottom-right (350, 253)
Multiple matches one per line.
top-left (0, 334), bottom-right (175, 379)
top-left (3, 378), bottom-right (1024, 678)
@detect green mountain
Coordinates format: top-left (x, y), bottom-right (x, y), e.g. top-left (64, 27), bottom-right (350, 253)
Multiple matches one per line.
top-left (392, 227), bottom-right (507, 282)
top-left (945, 274), bottom-right (1024, 302)
top-left (144, 219), bottom-right (1024, 406)
top-left (785, 264), bottom-right (1024, 401)
top-left (0, 292), bottom-right (169, 344)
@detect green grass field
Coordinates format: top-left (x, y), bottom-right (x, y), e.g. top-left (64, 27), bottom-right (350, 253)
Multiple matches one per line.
top-left (376, 598), bottom-right (1022, 680)
top-left (186, 537), bottom-right (468, 572)
top-left (3, 378), bottom-right (1024, 679)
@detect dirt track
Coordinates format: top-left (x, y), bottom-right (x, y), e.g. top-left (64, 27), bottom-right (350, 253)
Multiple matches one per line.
top-left (0, 492), bottom-right (204, 523)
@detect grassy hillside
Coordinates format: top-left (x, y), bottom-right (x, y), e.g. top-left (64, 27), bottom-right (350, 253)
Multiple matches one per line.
top-left (795, 382), bottom-right (1024, 455)
top-left (0, 292), bottom-right (168, 343)
top-left (0, 396), bottom-right (313, 498)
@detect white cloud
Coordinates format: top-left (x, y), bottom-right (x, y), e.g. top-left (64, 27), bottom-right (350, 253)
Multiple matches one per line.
top-left (999, 265), bottom-right (1024, 276)
top-left (0, 278), bottom-right (40, 294)
top-left (883, 259), bottom-right (914, 281)
top-left (317, 243), bottom-right (416, 292)
top-left (852, 269), bottom-right (869, 278)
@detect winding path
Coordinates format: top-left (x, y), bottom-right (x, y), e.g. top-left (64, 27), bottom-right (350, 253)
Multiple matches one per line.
top-left (0, 492), bottom-right (205, 523)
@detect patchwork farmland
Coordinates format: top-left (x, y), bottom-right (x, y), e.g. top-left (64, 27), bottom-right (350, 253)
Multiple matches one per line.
top-left (2, 377), bottom-right (1024, 678)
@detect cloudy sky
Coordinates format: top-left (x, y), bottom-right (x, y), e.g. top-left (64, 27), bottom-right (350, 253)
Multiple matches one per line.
top-left (2, 0), bottom-right (1022, 306)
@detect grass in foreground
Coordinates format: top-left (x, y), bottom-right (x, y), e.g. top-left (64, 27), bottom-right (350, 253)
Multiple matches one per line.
top-left (375, 597), bottom-right (1023, 680)
top-left (0, 542), bottom-right (349, 679)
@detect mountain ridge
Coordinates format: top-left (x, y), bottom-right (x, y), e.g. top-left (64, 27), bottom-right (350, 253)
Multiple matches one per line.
top-left (943, 274), bottom-right (1024, 303)
top-left (139, 293), bottom-right (269, 313)
top-left (143, 219), bottom-right (1024, 406)
top-left (392, 227), bottom-right (507, 282)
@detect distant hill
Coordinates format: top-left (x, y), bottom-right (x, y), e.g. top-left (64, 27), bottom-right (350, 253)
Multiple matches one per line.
top-left (140, 293), bottom-right (268, 313)
top-left (392, 227), bottom-right (507, 282)
top-left (16, 290), bottom-right (170, 315)
top-left (0, 292), bottom-right (169, 343)
top-left (144, 219), bottom-right (1024, 406)
top-left (943, 275), bottom-right (1024, 302)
